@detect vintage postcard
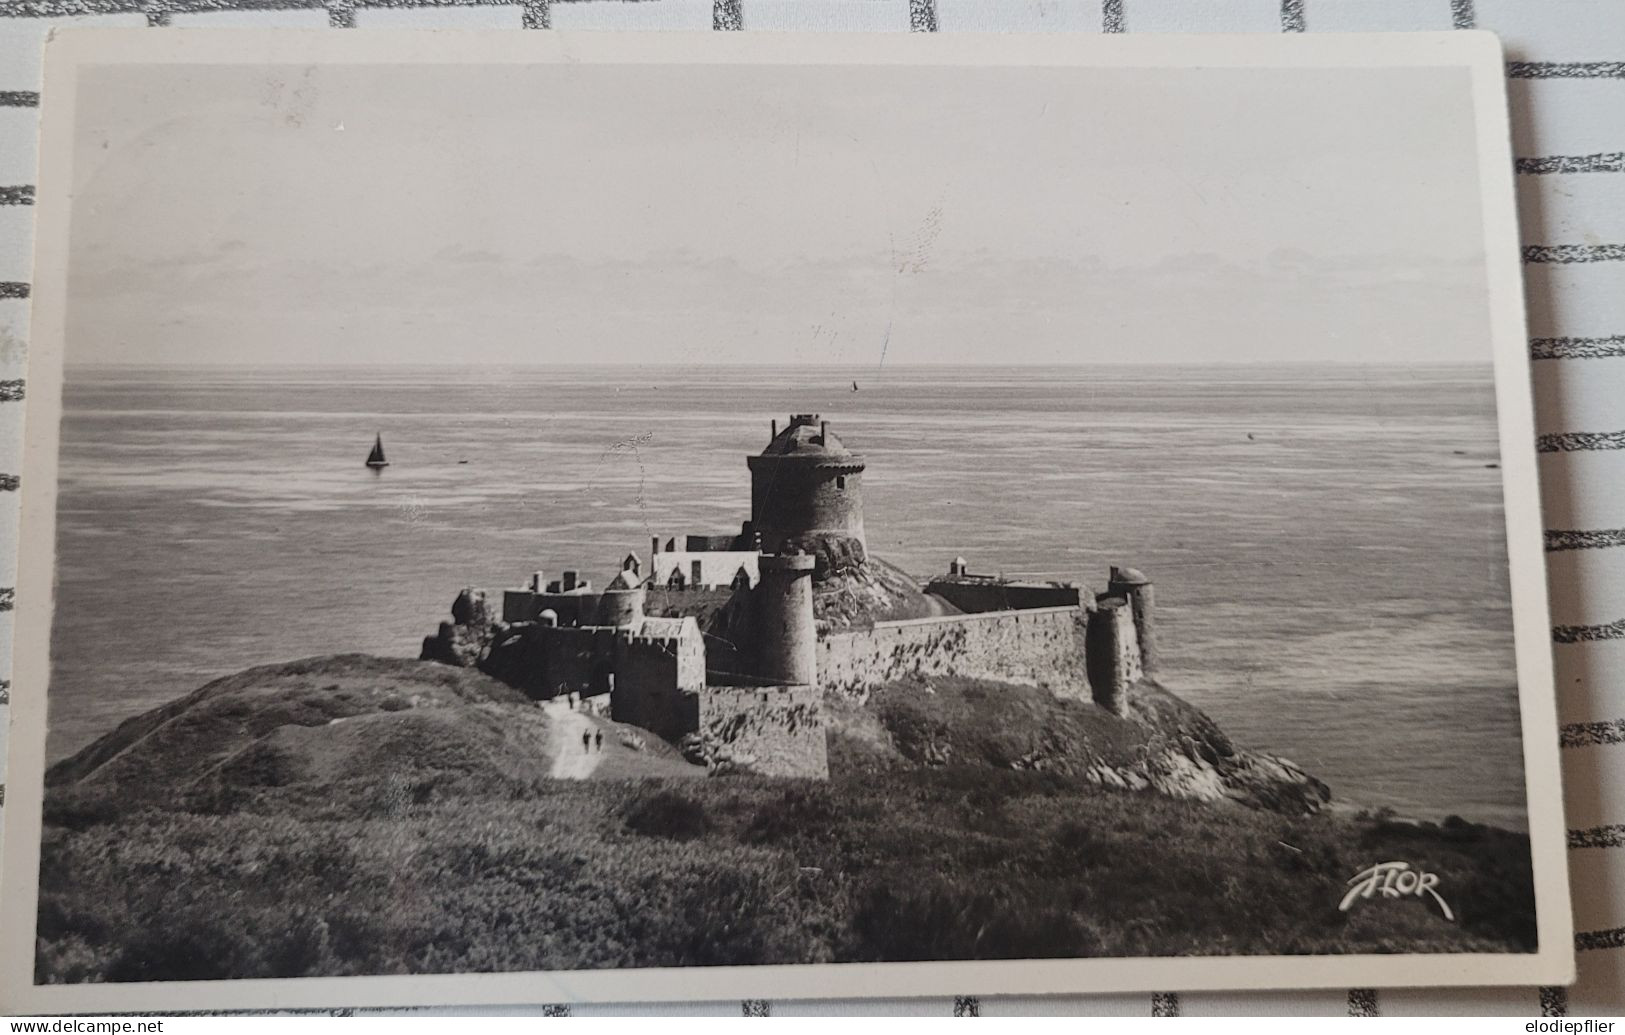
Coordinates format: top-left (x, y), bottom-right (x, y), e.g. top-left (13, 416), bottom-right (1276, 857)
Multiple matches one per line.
top-left (1, 29), bottom-right (1573, 1011)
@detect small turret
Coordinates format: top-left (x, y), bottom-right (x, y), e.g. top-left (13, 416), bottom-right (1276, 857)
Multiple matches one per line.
top-left (1107, 566), bottom-right (1157, 676)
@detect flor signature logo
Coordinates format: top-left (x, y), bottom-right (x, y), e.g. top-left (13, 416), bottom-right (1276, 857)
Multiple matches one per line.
top-left (1339, 861), bottom-right (1455, 921)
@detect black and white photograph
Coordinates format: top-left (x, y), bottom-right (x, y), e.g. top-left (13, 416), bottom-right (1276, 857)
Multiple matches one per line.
top-left (0, 29), bottom-right (1572, 1009)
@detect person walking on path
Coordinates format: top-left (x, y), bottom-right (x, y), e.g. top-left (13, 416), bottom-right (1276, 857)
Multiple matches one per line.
top-left (594, 729), bottom-right (603, 753)
top-left (543, 697), bottom-right (602, 780)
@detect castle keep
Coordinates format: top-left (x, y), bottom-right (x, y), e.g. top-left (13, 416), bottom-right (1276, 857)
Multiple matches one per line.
top-left (423, 413), bottom-right (1157, 777)
top-left (748, 416), bottom-right (866, 555)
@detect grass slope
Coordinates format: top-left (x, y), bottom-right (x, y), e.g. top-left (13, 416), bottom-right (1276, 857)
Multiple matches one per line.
top-left (45, 654), bottom-right (699, 824)
top-left (34, 655), bottom-right (1535, 983)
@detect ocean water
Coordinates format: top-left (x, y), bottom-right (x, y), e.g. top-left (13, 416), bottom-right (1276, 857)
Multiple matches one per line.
top-left (45, 364), bottom-right (1528, 828)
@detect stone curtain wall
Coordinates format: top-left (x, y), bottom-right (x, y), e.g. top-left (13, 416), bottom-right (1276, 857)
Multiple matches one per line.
top-left (612, 631), bottom-right (708, 742)
top-left (612, 640), bottom-right (687, 741)
top-left (482, 624), bottom-right (615, 699)
top-left (697, 685), bottom-right (828, 778)
top-left (817, 607), bottom-right (1090, 700)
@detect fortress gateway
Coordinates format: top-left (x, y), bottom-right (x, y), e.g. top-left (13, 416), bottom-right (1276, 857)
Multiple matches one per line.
top-left (424, 414), bottom-right (1157, 778)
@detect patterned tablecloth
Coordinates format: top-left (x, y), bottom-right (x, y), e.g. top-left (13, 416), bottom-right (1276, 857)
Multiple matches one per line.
top-left (0, 0), bottom-right (1621, 1017)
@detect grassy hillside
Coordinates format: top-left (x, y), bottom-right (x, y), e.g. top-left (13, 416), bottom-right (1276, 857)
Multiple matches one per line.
top-left (45, 654), bottom-right (699, 822)
top-left (34, 655), bottom-right (1536, 983)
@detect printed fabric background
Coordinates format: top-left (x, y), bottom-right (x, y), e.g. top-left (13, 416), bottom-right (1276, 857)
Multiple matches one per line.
top-left (0, 0), bottom-right (1621, 1017)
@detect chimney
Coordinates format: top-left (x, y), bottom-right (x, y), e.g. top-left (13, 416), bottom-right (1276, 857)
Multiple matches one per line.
top-left (771, 418), bottom-right (778, 440)
top-left (651, 535), bottom-right (661, 556)
top-left (563, 570), bottom-right (578, 592)
top-left (820, 420), bottom-right (828, 444)
top-left (530, 571), bottom-right (545, 593)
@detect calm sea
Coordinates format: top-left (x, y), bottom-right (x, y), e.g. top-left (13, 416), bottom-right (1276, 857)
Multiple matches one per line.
top-left (45, 364), bottom-right (1527, 828)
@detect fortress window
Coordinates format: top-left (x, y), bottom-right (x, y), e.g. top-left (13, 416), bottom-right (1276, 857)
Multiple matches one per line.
top-left (692, 560), bottom-right (703, 585)
top-left (836, 476), bottom-right (847, 489)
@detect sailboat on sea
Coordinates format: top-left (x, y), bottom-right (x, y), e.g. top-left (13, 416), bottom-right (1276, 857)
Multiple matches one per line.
top-left (365, 433), bottom-right (389, 469)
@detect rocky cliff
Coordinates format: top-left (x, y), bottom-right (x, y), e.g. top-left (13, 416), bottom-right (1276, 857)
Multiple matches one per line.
top-left (826, 675), bottom-right (1330, 815)
top-left (812, 554), bottom-right (958, 630)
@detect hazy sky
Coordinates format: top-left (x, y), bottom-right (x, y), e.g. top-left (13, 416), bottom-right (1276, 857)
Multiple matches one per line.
top-left (65, 61), bottom-right (1491, 366)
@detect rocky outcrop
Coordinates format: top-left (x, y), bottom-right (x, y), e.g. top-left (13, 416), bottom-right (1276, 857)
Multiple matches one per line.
top-left (812, 554), bottom-right (958, 630)
top-left (1119, 682), bottom-right (1330, 813)
top-left (1080, 745), bottom-right (1329, 815)
top-left (780, 532), bottom-right (867, 580)
top-left (420, 589), bottom-right (499, 667)
top-left (836, 675), bottom-right (1331, 816)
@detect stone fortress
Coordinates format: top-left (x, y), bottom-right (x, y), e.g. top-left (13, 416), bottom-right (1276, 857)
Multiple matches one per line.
top-left (423, 414), bottom-right (1158, 778)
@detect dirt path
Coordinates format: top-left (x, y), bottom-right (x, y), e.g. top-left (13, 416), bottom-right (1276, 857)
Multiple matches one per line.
top-left (543, 698), bottom-right (604, 779)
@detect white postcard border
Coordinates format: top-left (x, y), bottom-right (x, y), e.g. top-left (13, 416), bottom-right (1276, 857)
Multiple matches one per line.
top-left (0, 28), bottom-right (1575, 1012)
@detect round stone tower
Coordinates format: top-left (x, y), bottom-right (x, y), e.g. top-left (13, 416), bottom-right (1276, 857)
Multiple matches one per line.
top-left (595, 585), bottom-right (646, 627)
top-left (746, 414), bottom-right (866, 556)
top-left (754, 553), bottom-right (818, 686)
top-left (1107, 565), bottom-right (1157, 676)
